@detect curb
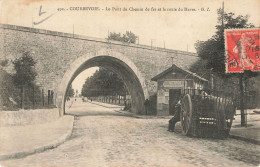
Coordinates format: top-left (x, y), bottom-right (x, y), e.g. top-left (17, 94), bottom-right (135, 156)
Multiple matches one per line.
top-left (229, 134), bottom-right (260, 145)
top-left (133, 115), bottom-right (173, 119)
top-left (0, 116), bottom-right (74, 161)
top-left (91, 102), bottom-right (172, 119)
top-left (91, 101), bottom-right (124, 109)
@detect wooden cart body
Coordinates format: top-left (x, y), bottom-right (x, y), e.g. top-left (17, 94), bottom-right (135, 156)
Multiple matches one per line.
top-left (180, 90), bottom-right (236, 138)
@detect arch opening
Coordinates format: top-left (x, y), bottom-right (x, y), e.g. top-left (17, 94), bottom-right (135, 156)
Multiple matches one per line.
top-left (56, 51), bottom-right (148, 116)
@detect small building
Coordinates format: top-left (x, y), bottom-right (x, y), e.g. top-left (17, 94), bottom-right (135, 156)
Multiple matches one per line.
top-left (151, 64), bottom-right (208, 116)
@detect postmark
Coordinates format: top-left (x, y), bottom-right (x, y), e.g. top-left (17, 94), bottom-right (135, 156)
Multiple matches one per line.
top-left (225, 29), bottom-right (260, 73)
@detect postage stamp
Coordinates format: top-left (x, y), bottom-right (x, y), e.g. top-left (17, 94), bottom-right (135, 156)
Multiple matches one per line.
top-left (225, 29), bottom-right (260, 73)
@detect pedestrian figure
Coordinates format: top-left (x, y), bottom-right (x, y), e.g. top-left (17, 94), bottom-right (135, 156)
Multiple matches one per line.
top-left (168, 96), bottom-right (182, 132)
top-left (144, 99), bottom-right (150, 115)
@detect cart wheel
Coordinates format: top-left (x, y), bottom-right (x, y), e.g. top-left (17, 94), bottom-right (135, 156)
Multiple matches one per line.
top-left (181, 94), bottom-right (193, 135)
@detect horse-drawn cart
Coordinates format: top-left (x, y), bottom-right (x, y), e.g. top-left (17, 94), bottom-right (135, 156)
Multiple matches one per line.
top-left (180, 89), bottom-right (236, 138)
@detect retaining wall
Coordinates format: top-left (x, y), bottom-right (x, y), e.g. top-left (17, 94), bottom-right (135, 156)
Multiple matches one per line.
top-left (0, 108), bottom-right (60, 127)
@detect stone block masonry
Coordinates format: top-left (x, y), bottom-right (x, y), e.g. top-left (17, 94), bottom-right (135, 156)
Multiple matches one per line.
top-left (0, 24), bottom-right (199, 114)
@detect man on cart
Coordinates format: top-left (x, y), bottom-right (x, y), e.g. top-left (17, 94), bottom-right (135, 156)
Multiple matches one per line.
top-left (168, 96), bottom-right (182, 132)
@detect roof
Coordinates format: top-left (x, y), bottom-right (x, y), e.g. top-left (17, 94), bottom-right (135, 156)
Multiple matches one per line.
top-left (151, 64), bottom-right (208, 82)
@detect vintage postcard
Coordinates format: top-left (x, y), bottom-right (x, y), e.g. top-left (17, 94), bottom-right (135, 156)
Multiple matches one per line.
top-left (0, 0), bottom-right (259, 167)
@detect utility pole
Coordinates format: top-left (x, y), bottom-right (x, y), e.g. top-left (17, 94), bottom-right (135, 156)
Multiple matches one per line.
top-left (239, 74), bottom-right (246, 127)
top-left (151, 39), bottom-right (155, 48)
top-left (107, 30), bottom-right (110, 42)
top-left (171, 57), bottom-right (174, 65)
top-left (221, 2), bottom-right (224, 30)
top-left (32, 17), bottom-right (34, 28)
top-left (73, 24), bottom-right (74, 37)
top-left (210, 68), bottom-right (214, 91)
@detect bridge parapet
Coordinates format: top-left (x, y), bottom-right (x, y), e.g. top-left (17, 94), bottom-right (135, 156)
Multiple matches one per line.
top-left (0, 23), bottom-right (196, 57)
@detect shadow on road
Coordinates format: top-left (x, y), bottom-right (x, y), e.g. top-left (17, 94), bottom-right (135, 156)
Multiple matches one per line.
top-left (64, 100), bottom-right (134, 118)
top-left (65, 110), bottom-right (133, 117)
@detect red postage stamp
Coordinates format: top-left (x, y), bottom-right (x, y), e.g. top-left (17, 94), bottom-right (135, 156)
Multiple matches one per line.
top-left (225, 29), bottom-right (260, 73)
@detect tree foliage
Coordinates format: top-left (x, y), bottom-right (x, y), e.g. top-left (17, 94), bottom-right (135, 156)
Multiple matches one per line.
top-left (108, 31), bottom-right (137, 44)
top-left (81, 68), bottom-right (127, 97)
top-left (12, 52), bottom-right (37, 86)
top-left (191, 8), bottom-right (258, 90)
top-left (12, 52), bottom-right (37, 109)
top-left (194, 8), bottom-right (254, 77)
top-left (0, 69), bottom-right (20, 110)
top-left (67, 84), bottom-right (75, 98)
top-left (192, 8), bottom-right (260, 124)
top-left (0, 59), bottom-right (8, 67)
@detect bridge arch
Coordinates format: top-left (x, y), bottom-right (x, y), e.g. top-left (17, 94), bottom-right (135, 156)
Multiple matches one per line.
top-left (55, 50), bottom-right (149, 116)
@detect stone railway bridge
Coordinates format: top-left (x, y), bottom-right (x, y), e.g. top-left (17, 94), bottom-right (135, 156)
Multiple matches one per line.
top-left (0, 24), bottom-right (199, 115)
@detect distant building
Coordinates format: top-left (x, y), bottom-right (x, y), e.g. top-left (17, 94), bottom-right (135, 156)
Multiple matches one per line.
top-left (151, 64), bottom-right (208, 116)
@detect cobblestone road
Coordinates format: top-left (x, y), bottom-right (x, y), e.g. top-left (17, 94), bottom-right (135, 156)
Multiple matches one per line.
top-left (2, 101), bottom-right (260, 167)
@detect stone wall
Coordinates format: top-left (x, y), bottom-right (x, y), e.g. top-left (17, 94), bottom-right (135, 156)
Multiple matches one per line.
top-left (0, 24), bottom-right (199, 98)
top-left (0, 108), bottom-right (60, 126)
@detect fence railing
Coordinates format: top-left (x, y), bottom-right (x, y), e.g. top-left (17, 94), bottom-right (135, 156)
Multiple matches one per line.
top-left (0, 86), bottom-right (55, 110)
top-left (88, 95), bottom-right (131, 107)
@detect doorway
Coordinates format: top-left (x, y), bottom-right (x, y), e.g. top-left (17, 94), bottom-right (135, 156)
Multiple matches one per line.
top-left (169, 89), bottom-right (181, 115)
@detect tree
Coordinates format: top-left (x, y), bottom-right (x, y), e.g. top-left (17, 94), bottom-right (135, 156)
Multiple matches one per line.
top-left (81, 68), bottom-right (128, 101)
top-left (0, 59), bottom-right (8, 67)
top-left (66, 84), bottom-right (75, 99)
top-left (12, 52), bottom-right (37, 109)
top-left (195, 8), bottom-right (254, 77)
top-left (194, 8), bottom-right (258, 126)
top-left (0, 69), bottom-right (20, 110)
top-left (108, 31), bottom-right (138, 44)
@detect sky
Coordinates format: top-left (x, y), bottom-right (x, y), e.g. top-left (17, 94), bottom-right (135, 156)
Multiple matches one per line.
top-left (0, 0), bottom-right (259, 91)
top-left (72, 67), bottom-right (98, 94)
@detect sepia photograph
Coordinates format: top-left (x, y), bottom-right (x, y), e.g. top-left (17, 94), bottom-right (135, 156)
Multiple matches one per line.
top-left (0, 0), bottom-right (259, 166)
